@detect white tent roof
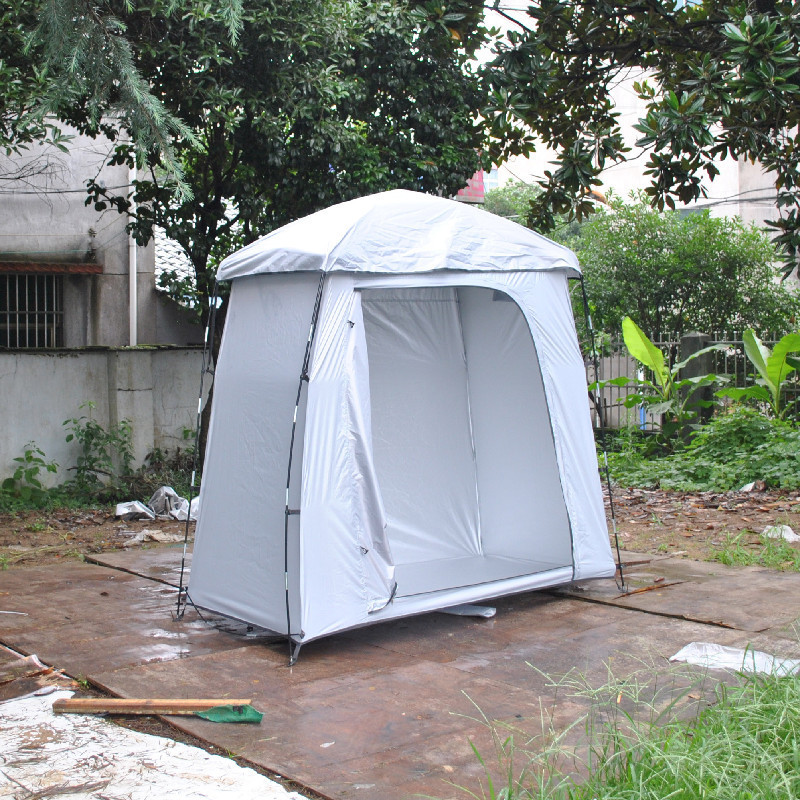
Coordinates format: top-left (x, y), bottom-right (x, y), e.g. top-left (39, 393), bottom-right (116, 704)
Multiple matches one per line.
top-left (217, 189), bottom-right (581, 281)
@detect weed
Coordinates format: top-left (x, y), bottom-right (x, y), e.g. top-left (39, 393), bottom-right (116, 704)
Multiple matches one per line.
top-left (452, 656), bottom-right (800, 800)
top-left (26, 521), bottom-right (47, 532)
top-left (607, 407), bottom-right (800, 491)
top-left (64, 401), bottom-right (133, 495)
top-left (0, 442), bottom-right (59, 510)
top-left (0, 553), bottom-right (8, 570)
top-left (713, 532), bottom-right (800, 571)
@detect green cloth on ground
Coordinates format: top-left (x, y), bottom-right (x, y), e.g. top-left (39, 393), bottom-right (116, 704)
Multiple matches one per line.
top-left (193, 704), bottom-right (263, 724)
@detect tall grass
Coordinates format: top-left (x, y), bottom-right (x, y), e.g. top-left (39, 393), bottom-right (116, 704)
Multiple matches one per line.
top-left (453, 659), bottom-right (800, 800)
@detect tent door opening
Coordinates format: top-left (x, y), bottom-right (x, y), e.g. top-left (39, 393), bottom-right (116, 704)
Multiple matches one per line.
top-left (359, 285), bottom-right (574, 599)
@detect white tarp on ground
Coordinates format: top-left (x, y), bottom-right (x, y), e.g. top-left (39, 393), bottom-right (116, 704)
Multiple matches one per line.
top-left (671, 642), bottom-right (800, 675)
top-left (0, 691), bottom-right (306, 800)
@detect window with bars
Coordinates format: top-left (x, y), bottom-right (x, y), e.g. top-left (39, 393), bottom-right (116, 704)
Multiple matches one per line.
top-left (0, 273), bottom-right (64, 348)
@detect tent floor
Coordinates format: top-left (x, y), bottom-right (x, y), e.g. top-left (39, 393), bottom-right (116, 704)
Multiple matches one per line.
top-left (394, 554), bottom-right (570, 598)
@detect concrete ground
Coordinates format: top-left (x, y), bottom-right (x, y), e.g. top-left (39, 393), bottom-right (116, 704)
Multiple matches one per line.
top-left (2, 548), bottom-right (800, 800)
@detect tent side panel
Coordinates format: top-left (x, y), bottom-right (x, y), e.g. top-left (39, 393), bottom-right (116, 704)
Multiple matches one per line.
top-left (458, 287), bottom-right (572, 566)
top-left (188, 273), bottom-right (320, 633)
top-left (510, 271), bottom-right (615, 580)
top-left (299, 277), bottom-right (396, 642)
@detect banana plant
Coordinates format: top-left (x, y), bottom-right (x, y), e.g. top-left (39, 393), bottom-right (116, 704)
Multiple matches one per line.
top-left (592, 317), bottom-right (728, 441)
top-left (717, 330), bottom-right (800, 418)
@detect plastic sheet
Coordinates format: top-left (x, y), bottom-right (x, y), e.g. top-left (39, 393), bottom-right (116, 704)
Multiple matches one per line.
top-left (114, 501), bottom-right (155, 521)
top-left (670, 641), bottom-right (800, 675)
top-left (0, 691), bottom-right (305, 799)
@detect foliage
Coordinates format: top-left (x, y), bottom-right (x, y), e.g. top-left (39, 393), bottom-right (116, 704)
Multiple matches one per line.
top-left (594, 317), bottom-right (726, 445)
top-left (568, 197), bottom-right (800, 338)
top-left (562, 667), bottom-right (800, 799)
top-left (460, 657), bottom-right (800, 800)
top-left (483, 180), bottom-right (542, 224)
top-left (70, 0), bottom-right (491, 323)
top-left (63, 402), bottom-right (134, 495)
top-left (0, 2), bottom-right (73, 159)
top-left (485, 1), bottom-right (800, 277)
top-left (606, 408), bottom-right (800, 491)
top-left (0, 443), bottom-right (58, 507)
top-left (714, 531), bottom-right (800, 571)
top-left (0, 407), bottom-right (198, 510)
top-left (124, 446), bottom-right (195, 500)
top-left (718, 329), bottom-right (800, 418)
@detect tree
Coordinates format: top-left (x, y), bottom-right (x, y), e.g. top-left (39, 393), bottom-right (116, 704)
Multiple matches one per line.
top-left (485, 0), bottom-right (800, 276)
top-left (0, 3), bottom-right (72, 163)
top-left (79, 0), bottom-right (490, 316)
top-left (568, 196), bottom-right (800, 338)
top-left (483, 179), bottom-right (541, 222)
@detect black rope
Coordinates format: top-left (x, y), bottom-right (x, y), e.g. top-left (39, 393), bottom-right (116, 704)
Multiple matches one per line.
top-left (176, 282), bottom-right (221, 619)
top-left (579, 277), bottom-right (627, 593)
top-left (283, 272), bottom-right (327, 662)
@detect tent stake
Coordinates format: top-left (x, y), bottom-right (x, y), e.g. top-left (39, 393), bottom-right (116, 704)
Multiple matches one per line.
top-left (288, 642), bottom-right (303, 667)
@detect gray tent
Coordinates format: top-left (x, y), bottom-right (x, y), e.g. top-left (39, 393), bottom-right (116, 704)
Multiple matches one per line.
top-left (187, 190), bottom-right (614, 657)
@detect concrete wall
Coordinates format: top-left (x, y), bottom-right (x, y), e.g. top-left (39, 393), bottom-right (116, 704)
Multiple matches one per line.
top-left (0, 347), bottom-right (205, 486)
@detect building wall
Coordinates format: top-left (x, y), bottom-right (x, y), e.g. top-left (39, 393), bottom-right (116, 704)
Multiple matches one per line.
top-left (0, 131), bottom-right (203, 347)
top-left (0, 347), bottom-right (206, 485)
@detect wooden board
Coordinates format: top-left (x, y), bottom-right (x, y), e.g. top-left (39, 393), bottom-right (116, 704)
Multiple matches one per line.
top-left (53, 698), bottom-right (252, 716)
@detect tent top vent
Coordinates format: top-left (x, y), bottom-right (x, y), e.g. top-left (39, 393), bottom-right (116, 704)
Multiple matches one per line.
top-left (217, 189), bottom-right (581, 282)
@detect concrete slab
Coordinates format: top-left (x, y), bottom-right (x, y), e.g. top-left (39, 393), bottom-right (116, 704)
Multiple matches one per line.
top-left (561, 558), bottom-right (800, 632)
top-left (4, 549), bottom-right (800, 799)
top-left (87, 544), bottom-right (191, 586)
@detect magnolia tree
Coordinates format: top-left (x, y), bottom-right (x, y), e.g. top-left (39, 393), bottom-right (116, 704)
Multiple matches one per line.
top-left (485, 0), bottom-right (800, 276)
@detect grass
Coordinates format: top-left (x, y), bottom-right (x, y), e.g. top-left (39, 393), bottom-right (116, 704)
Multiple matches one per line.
top-left (453, 658), bottom-right (800, 800)
top-left (713, 532), bottom-right (800, 571)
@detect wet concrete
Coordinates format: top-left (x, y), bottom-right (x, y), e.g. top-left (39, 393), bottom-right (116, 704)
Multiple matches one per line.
top-left (3, 550), bottom-right (800, 799)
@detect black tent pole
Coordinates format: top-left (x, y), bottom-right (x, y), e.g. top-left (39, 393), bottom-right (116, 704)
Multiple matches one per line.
top-left (283, 272), bottom-right (327, 665)
top-left (176, 280), bottom-right (221, 619)
top-left (579, 276), bottom-right (626, 592)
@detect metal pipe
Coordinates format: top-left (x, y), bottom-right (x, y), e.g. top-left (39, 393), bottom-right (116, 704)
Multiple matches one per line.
top-left (128, 164), bottom-right (138, 346)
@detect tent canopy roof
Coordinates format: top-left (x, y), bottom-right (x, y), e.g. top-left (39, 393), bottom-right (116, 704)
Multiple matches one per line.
top-left (217, 189), bottom-right (581, 281)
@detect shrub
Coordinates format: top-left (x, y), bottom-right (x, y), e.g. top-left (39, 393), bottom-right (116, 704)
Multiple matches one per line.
top-left (607, 408), bottom-right (800, 491)
top-left (570, 196), bottom-right (800, 339)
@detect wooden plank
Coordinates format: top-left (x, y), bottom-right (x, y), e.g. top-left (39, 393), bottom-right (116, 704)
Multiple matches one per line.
top-left (53, 698), bottom-right (252, 716)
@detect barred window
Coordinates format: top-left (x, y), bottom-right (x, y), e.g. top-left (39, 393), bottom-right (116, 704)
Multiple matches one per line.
top-left (0, 273), bottom-right (64, 348)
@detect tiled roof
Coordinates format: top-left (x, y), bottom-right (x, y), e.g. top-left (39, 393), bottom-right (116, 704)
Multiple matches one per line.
top-left (154, 228), bottom-right (193, 279)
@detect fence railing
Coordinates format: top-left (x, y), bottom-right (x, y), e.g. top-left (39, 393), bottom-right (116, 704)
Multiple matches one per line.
top-left (587, 331), bottom-right (799, 430)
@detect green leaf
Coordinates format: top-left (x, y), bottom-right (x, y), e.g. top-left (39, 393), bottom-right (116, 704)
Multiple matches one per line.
top-left (622, 317), bottom-right (668, 390)
top-left (743, 330), bottom-right (773, 392)
top-left (767, 332), bottom-right (800, 388)
top-left (716, 385), bottom-right (771, 403)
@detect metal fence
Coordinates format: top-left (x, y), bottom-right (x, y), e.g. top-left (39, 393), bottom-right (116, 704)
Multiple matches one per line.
top-left (587, 331), bottom-right (799, 430)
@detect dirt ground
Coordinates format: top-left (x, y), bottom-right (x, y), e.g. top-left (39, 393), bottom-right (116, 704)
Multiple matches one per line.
top-left (2, 487), bottom-right (800, 569)
top-left (608, 486), bottom-right (800, 561)
top-left (1, 491), bottom-right (798, 800)
top-left (0, 509), bottom-right (193, 569)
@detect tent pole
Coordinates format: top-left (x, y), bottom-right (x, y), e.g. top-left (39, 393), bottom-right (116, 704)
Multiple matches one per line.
top-left (176, 281), bottom-right (221, 620)
top-left (283, 272), bottom-right (327, 663)
top-left (579, 276), bottom-right (627, 592)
